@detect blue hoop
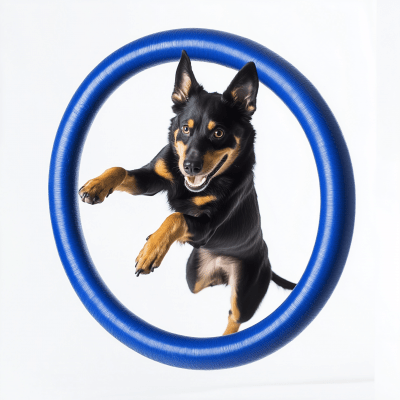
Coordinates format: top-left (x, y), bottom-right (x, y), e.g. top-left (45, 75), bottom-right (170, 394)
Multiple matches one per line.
top-left (49, 29), bottom-right (355, 370)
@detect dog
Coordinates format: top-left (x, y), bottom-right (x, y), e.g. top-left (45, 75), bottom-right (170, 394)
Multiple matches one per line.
top-left (79, 50), bottom-right (296, 335)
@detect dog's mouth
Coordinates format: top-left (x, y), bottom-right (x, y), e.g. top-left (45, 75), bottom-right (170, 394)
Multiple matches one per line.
top-left (184, 155), bottom-right (228, 193)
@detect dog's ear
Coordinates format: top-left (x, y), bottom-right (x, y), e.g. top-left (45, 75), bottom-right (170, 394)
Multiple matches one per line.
top-left (172, 50), bottom-right (200, 105)
top-left (222, 62), bottom-right (259, 116)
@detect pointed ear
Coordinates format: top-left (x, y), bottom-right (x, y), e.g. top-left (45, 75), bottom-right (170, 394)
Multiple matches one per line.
top-left (222, 62), bottom-right (259, 116)
top-left (172, 50), bottom-right (200, 105)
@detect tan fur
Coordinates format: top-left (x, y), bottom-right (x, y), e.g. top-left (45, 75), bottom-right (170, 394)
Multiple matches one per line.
top-left (192, 249), bottom-right (241, 335)
top-left (223, 314), bottom-right (241, 335)
top-left (193, 249), bottom-right (239, 292)
top-left (172, 72), bottom-right (191, 103)
top-left (230, 293), bottom-right (240, 322)
top-left (154, 159), bottom-right (174, 182)
top-left (231, 88), bottom-right (240, 102)
top-left (192, 195), bottom-right (217, 206)
top-left (174, 140), bottom-right (187, 173)
top-left (207, 120), bottom-right (216, 130)
top-left (115, 174), bottom-right (140, 195)
top-left (175, 133), bottom-right (240, 180)
top-left (231, 86), bottom-right (254, 112)
top-left (223, 292), bottom-right (241, 335)
top-left (174, 129), bottom-right (179, 142)
top-left (202, 136), bottom-right (241, 177)
top-left (79, 167), bottom-right (141, 203)
top-left (187, 119), bottom-right (194, 128)
top-left (135, 213), bottom-right (191, 274)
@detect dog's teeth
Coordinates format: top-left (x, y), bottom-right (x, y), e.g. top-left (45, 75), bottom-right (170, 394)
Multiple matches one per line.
top-left (185, 176), bottom-right (206, 187)
top-left (194, 176), bottom-right (206, 186)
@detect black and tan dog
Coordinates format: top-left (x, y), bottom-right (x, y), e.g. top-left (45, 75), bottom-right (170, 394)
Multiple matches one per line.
top-left (79, 51), bottom-right (296, 335)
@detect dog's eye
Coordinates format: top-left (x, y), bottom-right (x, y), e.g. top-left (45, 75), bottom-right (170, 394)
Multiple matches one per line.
top-left (214, 129), bottom-right (224, 139)
top-left (182, 125), bottom-right (190, 135)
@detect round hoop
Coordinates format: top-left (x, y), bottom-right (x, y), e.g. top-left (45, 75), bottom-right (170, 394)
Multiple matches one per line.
top-left (49, 29), bottom-right (355, 370)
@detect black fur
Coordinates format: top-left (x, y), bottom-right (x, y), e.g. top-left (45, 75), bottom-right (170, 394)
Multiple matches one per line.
top-left (129, 51), bottom-right (296, 326)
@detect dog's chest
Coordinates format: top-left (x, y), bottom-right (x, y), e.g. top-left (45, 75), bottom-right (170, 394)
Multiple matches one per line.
top-left (168, 193), bottom-right (207, 217)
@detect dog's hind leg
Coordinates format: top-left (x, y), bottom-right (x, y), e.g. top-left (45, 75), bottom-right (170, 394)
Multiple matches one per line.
top-left (186, 248), bottom-right (231, 294)
top-left (223, 258), bottom-right (272, 335)
top-left (186, 248), bottom-right (205, 294)
top-left (223, 291), bottom-right (241, 335)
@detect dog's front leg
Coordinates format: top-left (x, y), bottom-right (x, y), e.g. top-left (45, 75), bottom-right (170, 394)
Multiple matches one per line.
top-left (79, 167), bottom-right (137, 204)
top-left (135, 213), bottom-right (191, 276)
top-left (79, 145), bottom-right (174, 204)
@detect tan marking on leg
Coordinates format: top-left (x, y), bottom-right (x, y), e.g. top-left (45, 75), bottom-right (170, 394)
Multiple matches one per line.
top-left (154, 159), bottom-right (174, 182)
top-left (223, 315), bottom-right (241, 335)
top-left (207, 120), bottom-right (216, 130)
top-left (193, 278), bottom-right (207, 294)
top-left (135, 213), bottom-right (191, 275)
top-left (191, 249), bottom-right (242, 335)
top-left (79, 167), bottom-right (142, 204)
top-left (115, 174), bottom-right (141, 195)
top-left (192, 195), bottom-right (217, 207)
top-left (202, 136), bottom-right (240, 177)
top-left (223, 292), bottom-right (241, 335)
top-left (187, 119), bottom-right (194, 128)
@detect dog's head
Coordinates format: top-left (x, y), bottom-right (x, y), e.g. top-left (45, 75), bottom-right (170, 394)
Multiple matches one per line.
top-left (170, 51), bottom-right (259, 193)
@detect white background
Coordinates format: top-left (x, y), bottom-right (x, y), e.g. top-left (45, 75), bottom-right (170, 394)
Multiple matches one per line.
top-left (0, 0), bottom-right (398, 399)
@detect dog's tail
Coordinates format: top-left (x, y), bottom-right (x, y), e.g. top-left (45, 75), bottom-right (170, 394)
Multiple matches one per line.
top-left (271, 271), bottom-right (296, 290)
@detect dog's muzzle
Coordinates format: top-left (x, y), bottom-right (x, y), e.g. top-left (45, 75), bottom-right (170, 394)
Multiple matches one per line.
top-left (184, 155), bottom-right (228, 193)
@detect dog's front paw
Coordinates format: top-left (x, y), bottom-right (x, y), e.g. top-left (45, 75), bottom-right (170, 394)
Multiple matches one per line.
top-left (79, 167), bottom-right (127, 205)
top-left (79, 179), bottom-right (114, 205)
top-left (135, 234), bottom-right (170, 277)
top-left (134, 213), bottom-right (189, 277)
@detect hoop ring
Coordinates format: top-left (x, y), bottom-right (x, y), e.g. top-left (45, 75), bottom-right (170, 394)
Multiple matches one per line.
top-left (49, 29), bottom-right (355, 370)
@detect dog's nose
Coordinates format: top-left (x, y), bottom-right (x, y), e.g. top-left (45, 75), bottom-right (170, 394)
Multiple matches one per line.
top-left (183, 159), bottom-right (203, 175)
